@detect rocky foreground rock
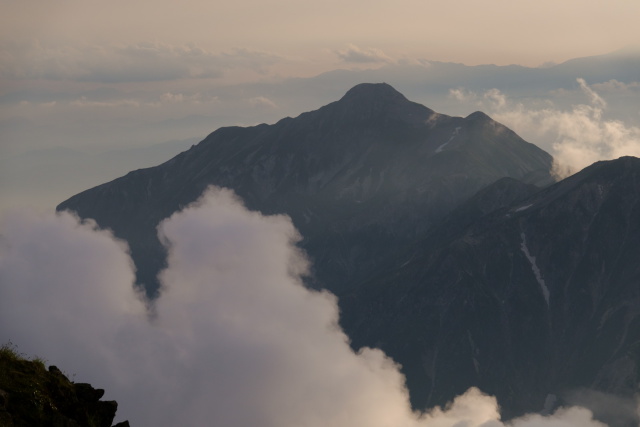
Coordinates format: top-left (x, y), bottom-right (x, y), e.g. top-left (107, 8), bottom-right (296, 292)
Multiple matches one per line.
top-left (0, 346), bottom-right (129, 427)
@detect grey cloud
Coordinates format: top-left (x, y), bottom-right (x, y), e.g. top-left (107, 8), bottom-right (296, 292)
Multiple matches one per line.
top-left (0, 188), bottom-right (611, 426)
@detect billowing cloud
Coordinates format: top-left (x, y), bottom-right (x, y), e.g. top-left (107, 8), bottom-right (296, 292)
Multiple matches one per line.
top-left (450, 79), bottom-right (640, 177)
top-left (336, 43), bottom-right (394, 64)
top-left (0, 40), bottom-right (283, 82)
top-left (0, 188), bottom-right (613, 426)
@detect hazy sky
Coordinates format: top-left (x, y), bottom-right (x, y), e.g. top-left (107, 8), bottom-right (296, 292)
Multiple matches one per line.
top-left (1, 0), bottom-right (639, 212)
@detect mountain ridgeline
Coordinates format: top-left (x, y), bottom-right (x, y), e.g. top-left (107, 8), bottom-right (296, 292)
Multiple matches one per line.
top-left (58, 83), bottom-right (553, 295)
top-left (58, 83), bottom-right (640, 423)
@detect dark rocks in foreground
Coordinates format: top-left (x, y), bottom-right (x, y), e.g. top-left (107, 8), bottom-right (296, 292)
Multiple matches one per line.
top-left (0, 346), bottom-right (129, 427)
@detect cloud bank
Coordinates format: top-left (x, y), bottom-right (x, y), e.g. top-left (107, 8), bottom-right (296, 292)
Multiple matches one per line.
top-left (449, 79), bottom-right (640, 177)
top-left (0, 188), bottom-right (613, 426)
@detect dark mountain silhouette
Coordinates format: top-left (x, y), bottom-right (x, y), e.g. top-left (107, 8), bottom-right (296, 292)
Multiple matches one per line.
top-left (57, 83), bottom-right (554, 298)
top-left (340, 156), bottom-right (640, 423)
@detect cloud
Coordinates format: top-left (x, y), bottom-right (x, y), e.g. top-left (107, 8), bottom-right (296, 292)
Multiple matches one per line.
top-left (336, 44), bottom-right (394, 64)
top-left (591, 79), bottom-right (640, 93)
top-left (0, 208), bottom-right (148, 378)
top-left (484, 88), bottom-right (507, 109)
top-left (0, 40), bottom-right (283, 83)
top-left (249, 96), bottom-right (278, 109)
top-left (450, 79), bottom-right (640, 177)
top-left (563, 389), bottom-right (639, 427)
top-left (449, 87), bottom-right (479, 104)
top-left (577, 78), bottom-right (607, 109)
top-left (70, 96), bottom-right (142, 108)
top-left (0, 188), bottom-right (612, 426)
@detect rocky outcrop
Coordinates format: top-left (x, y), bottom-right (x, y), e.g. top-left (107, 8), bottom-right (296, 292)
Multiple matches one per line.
top-left (0, 346), bottom-right (129, 427)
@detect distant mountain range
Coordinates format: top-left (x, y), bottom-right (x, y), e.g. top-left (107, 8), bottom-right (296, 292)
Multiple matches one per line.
top-left (57, 83), bottom-right (639, 423)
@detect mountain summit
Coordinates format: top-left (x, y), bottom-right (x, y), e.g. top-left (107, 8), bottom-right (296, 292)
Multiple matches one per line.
top-left (55, 83), bottom-right (578, 418)
top-left (330, 82), bottom-right (434, 124)
top-left (58, 83), bottom-right (554, 297)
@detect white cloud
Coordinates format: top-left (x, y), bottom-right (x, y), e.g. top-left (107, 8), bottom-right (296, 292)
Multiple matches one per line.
top-left (336, 44), bottom-right (394, 64)
top-left (577, 78), bottom-right (607, 109)
top-left (484, 88), bottom-right (507, 110)
top-left (249, 96), bottom-right (278, 109)
top-left (450, 79), bottom-right (640, 177)
top-left (0, 208), bottom-right (148, 378)
top-left (0, 188), bottom-right (613, 426)
top-left (449, 87), bottom-right (479, 104)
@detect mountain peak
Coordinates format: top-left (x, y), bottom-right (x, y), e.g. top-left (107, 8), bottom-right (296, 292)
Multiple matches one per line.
top-left (326, 83), bottom-right (434, 125)
top-left (340, 83), bottom-right (407, 102)
top-left (465, 111), bottom-right (492, 122)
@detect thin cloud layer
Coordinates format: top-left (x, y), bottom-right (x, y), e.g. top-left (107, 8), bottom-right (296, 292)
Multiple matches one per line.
top-left (0, 40), bottom-right (282, 82)
top-left (449, 79), bottom-right (640, 176)
top-left (0, 188), bottom-right (611, 426)
top-left (336, 44), bottom-right (394, 64)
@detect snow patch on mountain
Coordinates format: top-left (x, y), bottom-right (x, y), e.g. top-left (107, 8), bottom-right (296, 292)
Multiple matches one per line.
top-left (515, 204), bottom-right (533, 212)
top-left (520, 232), bottom-right (550, 306)
top-left (435, 127), bottom-right (461, 153)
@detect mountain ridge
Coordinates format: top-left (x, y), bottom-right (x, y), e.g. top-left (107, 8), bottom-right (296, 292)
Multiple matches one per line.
top-left (58, 83), bottom-right (554, 296)
top-left (57, 83), bottom-right (622, 419)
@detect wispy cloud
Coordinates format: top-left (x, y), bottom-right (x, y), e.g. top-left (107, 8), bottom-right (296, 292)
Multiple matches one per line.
top-left (249, 96), bottom-right (278, 109)
top-left (335, 44), bottom-right (394, 64)
top-left (0, 40), bottom-right (284, 83)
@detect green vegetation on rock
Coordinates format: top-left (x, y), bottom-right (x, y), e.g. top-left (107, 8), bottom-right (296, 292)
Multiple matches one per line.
top-left (0, 342), bottom-right (129, 427)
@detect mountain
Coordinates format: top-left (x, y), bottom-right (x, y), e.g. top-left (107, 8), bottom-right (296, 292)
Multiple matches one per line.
top-left (339, 156), bottom-right (640, 423)
top-left (56, 84), bottom-right (640, 422)
top-left (58, 83), bottom-right (554, 298)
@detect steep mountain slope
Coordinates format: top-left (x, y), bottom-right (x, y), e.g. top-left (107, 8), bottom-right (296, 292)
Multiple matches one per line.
top-left (57, 83), bottom-right (554, 296)
top-left (340, 156), bottom-right (640, 421)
